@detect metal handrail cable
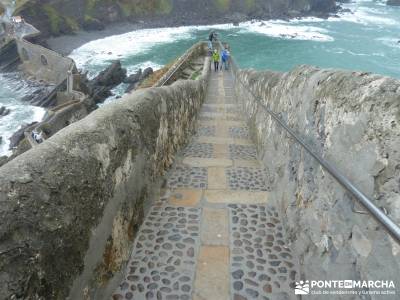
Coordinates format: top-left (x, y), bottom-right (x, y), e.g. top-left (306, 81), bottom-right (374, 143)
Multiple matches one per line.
top-left (218, 40), bottom-right (400, 243)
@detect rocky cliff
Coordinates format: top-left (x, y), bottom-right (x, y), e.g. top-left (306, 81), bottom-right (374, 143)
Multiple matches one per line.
top-left (233, 65), bottom-right (400, 298)
top-left (14, 0), bottom-right (338, 37)
top-left (0, 53), bottom-right (210, 299)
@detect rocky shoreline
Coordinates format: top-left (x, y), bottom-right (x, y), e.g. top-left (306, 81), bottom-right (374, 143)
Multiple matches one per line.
top-left (19, 0), bottom-right (343, 55)
top-left (47, 10), bottom-right (343, 56)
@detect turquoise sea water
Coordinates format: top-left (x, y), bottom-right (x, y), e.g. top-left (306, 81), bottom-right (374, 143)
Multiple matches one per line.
top-left (1, 0), bottom-right (400, 155)
top-left (70, 0), bottom-right (400, 79)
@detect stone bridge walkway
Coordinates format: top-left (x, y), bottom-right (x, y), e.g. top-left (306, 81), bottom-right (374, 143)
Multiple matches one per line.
top-left (113, 71), bottom-right (299, 300)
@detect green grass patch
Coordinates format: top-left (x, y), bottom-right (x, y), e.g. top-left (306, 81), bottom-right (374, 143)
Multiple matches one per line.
top-left (214, 0), bottom-right (230, 12)
top-left (85, 0), bottom-right (97, 14)
top-left (190, 70), bottom-right (201, 80)
top-left (244, 0), bottom-right (255, 11)
top-left (43, 4), bottom-right (62, 35)
top-left (65, 17), bottom-right (80, 32)
top-left (158, 0), bottom-right (172, 14)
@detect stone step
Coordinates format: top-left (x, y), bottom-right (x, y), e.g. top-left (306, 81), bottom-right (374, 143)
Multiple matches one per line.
top-left (113, 205), bottom-right (202, 300)
top-left (113, 69), bottom-right (300, 300)
top-left (228, 204), bottom-right (299, 300)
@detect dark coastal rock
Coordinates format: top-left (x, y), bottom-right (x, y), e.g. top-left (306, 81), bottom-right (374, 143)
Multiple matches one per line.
top-left (142, 67), bottom-right (153, 79)
top-left (0, 106), bottom-right (10, 117)
top-left (82, 17), bottom-right (105, 31)
top-left (93, 60), bottom-right (127, 87)
top-left (82, 60), bottom-right (127, 104)
top-left (387, 0), bottom-right (400, 6)
top-left (21, 85), bottom-right (57, 107)
top-left (9, 122), bottom-right (37, 149)
top-left (0, 39), bottom-right (20, 72)
top-left (0, 155), bottom-right (8, 167)
top-left (124, 69), bottom-right (143, 84)
top-left (125, 67), bottom-right (153, 93)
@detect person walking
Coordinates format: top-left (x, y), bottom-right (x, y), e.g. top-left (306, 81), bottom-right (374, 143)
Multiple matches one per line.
top-left (208, 31), bottom-right (215, 51)
top-left (221, 46), bottom-right (230, 71)
top-left (212, 49), bottom-right (220, 72)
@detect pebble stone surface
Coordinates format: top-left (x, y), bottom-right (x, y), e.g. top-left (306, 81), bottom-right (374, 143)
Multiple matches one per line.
top-left (113, 206), bottom-right (201, 300)
top-left (113, 70), bottom-right (299, 300)
top-left (182, 143), bottom-right (214, 158)
top-left (229, 204), bottom-right (297, 300)
top-left (226, 167), bottom-right (270, 191)
top-left (194, 125), bottom-right (216, 137)
top-left (166, 166), bottom-right (208, 189)
top-left (229, 144), bottom-right (258, 160)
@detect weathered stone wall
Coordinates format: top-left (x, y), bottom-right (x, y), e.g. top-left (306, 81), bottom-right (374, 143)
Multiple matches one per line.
top-left (16, 38), bottom-right (75, 84)
top-left (0, 56), bottom-right (210, 300)
top-left (154, 41), bottom-right (206, 87)
top-left (233, 65), bottom-right (400, 299)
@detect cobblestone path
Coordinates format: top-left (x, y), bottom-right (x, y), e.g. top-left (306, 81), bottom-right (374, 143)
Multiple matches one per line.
top-left (113, 71), bottom-right (299, 300)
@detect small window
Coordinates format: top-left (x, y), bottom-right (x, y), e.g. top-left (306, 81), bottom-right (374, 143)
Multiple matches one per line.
top-left (40, 54), bottom-right (48, 66)
top-left (21, 48), bottom-right (29, 61)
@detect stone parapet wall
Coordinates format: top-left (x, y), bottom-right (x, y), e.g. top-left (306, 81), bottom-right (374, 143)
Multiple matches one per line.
top-left (233, 65), bottom-right (400, 299)
top-left (16, 38), bottom-right (75, 85)
top-left (155, 41), bottom-right (207, 87)
top-left (0, 56), bottom-right (211, 299)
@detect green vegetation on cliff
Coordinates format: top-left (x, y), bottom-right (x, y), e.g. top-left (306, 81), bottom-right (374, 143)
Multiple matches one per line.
top-left (43, 4), bottom-right (62, 35)
top-left (214, 0), bottom-right (230, 12)
top-left (13, 0), bottom-right (337, 38)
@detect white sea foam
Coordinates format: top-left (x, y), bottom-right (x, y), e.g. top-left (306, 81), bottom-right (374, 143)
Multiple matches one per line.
top-left (238, 20), bottom-right (334, 42)
top-left (0, 74), bottom-right (46, 156)
top-left (333, 3), bottom-right (398, 26)
top-left (377, 37), bottom-right (400, 49)
top-left (69, 26), bottom-right (198, 69)
top-left (126, 61), bottom-right (163, 75)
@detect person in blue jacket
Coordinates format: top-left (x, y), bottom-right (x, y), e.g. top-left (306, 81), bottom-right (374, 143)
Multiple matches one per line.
top-left (221, 46), bottom-right (230, 71)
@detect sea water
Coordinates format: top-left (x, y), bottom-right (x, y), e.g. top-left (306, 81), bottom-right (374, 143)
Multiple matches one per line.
top-left (0, 0), bottom-right (399, 155)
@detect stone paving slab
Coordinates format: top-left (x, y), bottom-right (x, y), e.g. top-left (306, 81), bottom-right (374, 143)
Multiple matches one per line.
top-left (204, 190), bottom-right (269, 204)
top-left (225, 96), bottom-right (237, 104)
top-left (214, 144), bottom-right (229, 155)
top-left (196, 136), bottom-right (252, 146)
top-left (204, 104), bottom-right (238, 109)
top-left (207, 167), bottom-right (227, 190)
top-left (167, 189), bottom-right (203, 207)
top-left (233, 160), bottom-right (261, 168)
top-left (114, 69), bottom-right (299, 300)
top-left (200, 208), bottom-right (229, 246)
top-left (199, 120), bottom-right (243, 127)
top-left (199, 112), bottom-right (239, 120)
top-left (193, 246), bottom-right (230, 300)
top-left (183, 157), bottom-right (233, 168)
top-left (113, 205), bottom-right (202, 300)
top-left (228, 204), bottom-right (298, 300)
